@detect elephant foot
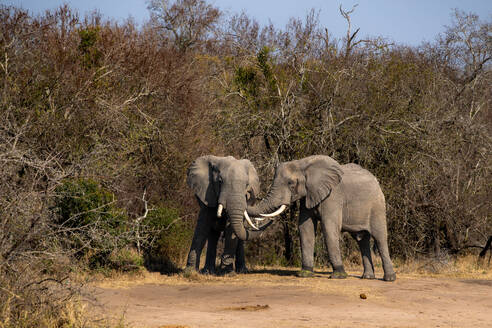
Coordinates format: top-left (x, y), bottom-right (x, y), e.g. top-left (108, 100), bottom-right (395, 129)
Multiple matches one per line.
top-left (296, 269), bottom-right (314, 278)
top-left (362, 272), bottom-right (375, 279)
top-left (331, 267), bottom-right (348, 279)
top-left (199, 266), bottom-right (216, 275)
top-left (235, 266), bottom-right (249, 274)
top-left (383, 272), bottom-right (396, 282)
top-left (331, 271), bottom-right (348, 279)
top-left (218, 263), bottom-right (234, 276)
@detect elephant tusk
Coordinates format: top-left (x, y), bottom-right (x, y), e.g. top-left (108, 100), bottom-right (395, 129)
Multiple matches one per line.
top-left (243, 211), bottom-right (259, 230)
top-left (260, 204), bottom-right (287, 218)
top-left (217, 204), bottom-right (223, 218)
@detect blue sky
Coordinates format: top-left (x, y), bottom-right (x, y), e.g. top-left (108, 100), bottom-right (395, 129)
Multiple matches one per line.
top-left (4, 0), bottom-right (492, 45)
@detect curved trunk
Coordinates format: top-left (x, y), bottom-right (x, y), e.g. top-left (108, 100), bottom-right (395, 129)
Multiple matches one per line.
top-left (226, 194), bottom-right (268, 241)
top-left (229, 209), bottom-right (266, 241)
top-left (247, 185), bottom-right (284, 217)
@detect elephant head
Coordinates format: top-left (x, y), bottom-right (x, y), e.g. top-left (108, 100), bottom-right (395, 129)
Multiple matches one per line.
top-left (247, 155), bottom-right (344, 220)
top-left (187, 155), bottom-right (269, 240)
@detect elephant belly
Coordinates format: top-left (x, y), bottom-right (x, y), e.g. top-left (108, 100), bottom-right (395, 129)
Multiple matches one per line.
top-left (341, 193), bottom-right (373, 233)
top-left (339, 171), bottom-right (383, 233)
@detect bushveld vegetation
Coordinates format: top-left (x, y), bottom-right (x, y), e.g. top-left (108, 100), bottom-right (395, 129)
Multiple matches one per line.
top-left (0, 0), bottom-right (490, 326)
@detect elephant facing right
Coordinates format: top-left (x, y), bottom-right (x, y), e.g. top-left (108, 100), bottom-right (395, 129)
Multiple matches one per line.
top-left (246, 155), bottom-right (396, 282)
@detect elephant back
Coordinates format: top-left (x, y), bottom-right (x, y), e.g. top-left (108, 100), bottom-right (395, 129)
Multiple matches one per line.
top-left (340, 163), bottom-right (382, 194)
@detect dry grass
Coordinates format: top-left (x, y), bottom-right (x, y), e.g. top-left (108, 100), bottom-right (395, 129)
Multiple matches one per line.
top-left (0, 296), bottom-right (128, 328)
top-left (59, 299), bottom-right (130, 328)
top-left (393, 254), bottom-right (492, 279)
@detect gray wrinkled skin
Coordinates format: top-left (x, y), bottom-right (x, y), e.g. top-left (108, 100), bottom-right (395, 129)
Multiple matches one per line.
top-left (248, 155), bottom-right (396, 281)
top-left (186, 155), bottom-right (264, 274)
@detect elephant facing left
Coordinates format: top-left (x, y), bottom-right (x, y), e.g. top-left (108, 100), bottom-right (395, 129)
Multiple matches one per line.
top-left (185, 155), bottom-right (267, 274)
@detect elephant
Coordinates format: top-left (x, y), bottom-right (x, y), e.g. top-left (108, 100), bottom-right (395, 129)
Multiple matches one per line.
top-left (246, 155), bottom-right (396, 281)
top-left (185, 155), bottom-right (269, 274)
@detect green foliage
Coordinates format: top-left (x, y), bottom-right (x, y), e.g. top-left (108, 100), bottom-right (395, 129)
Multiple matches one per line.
top-left (108, 247), bottom-right (144, 272)
top-left (54, 178), bottom-right (125, 231)
top-left (257, 46), bottom-right (278, 98)
top-left (78, 26), bottom-right (101, 69)
top-left (234, 66), bottom-right (258, 100)
top-left (143, 206), bottom-right (193, 272)
top-left (53, 179), bottom-right (128, 268)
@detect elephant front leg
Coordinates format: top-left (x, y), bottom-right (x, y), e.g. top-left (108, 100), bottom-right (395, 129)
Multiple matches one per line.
top-left (297, 210), bottom-right (317, 277)
top-left (320, 216), bottom-right (347, 279)
top-left (201, 228), bottom-right (221, 274)
top-left (235, 240), bottom-right (248, 274)
top-left (218, 223), bottom-right (238, 275)
top-left (185, 208), bottom-right (210, 272)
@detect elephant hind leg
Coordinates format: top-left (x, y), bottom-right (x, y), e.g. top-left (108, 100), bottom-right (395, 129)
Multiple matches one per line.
top-left (351, 231), bottom-right (375, 279)
top-left (371, 211), bottom-right (396, 281)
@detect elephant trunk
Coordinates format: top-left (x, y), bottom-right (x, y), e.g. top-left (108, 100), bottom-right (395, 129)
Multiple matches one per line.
top-left (228, 208), bottom-right (266, 241)
top-left (247, 184), bottom-right (284, 217)
top-left (225, 193), bottom-right (265, 240)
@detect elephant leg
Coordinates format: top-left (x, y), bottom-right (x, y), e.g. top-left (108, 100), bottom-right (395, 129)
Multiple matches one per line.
top-left (351, 231), bottom-right (375, 279)
top-left (185, 207), bottom-right (211, 272)
top-left (202, 228), bottom-right (220, 274)
top-left (371, 211), bottom-right (396, 281)
top-left (298, 208), bottom-right (317, 276)
top-left (219, 223), bottom-right (238, 274)
top-left (235, 240), bottom-right (248, 273)
top-left (320, 213), bottom-right (347, 279)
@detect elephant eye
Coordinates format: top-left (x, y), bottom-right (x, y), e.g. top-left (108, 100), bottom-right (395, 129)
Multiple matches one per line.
top-left (245, 186), bottom-right (252, 198)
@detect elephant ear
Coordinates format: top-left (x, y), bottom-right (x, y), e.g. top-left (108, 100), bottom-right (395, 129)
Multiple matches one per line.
top-left (186, 155), bottom-right (218, 207)
top-left (243, 160), bottom-right (260, 201)
top-left (304, 159), bottom-right (343, 209)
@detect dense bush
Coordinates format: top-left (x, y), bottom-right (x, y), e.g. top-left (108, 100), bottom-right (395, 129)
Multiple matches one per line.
top-left (54, 179), bottom-right (125, 230)
top-left (53, 179), bottom-right (130, 268)
top-left (143, 206), bottom-right (194, 272)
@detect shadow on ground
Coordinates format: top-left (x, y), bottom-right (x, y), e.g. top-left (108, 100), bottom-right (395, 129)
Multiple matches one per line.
top-left (460, 279), bottom-right (492, 286)
top-left (248, 268), bottom-right (367, 280)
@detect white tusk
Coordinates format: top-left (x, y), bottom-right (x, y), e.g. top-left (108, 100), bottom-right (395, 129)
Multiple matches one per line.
top-left (243, 211), bottom-right (259, 230)
top-left (253, 217), bottom-right (266, 221)
top-left (217, 204), bottom-right (223, 218)
top-left (260, 204), bottom-right (287, 218)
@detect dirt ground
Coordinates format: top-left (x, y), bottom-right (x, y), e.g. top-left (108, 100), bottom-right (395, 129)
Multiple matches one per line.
top-left (89, 269), bottom-right (492, 328)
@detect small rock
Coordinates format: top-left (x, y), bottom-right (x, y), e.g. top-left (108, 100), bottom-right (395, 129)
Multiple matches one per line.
top-left (360, 293), bottom-right (367, 299)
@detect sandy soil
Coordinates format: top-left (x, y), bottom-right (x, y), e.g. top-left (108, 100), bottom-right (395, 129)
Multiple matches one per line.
top-left (89, 269), bottom-right (492, 328)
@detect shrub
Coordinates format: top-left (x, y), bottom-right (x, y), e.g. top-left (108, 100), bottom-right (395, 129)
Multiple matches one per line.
top-left (53, 178), bottom-right (129, 268)
top-left (143, 206), bottom-right (193, 272)
top-left (108, 247), bottom-right (145, 272)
